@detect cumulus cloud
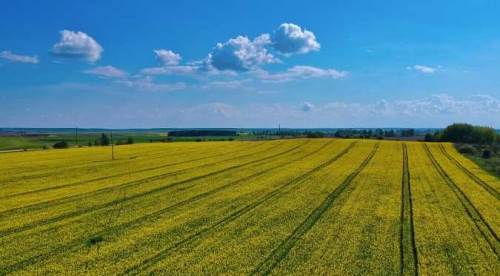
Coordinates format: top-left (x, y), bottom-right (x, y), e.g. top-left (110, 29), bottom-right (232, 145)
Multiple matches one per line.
top-left (301, 102), bottom-right (315, 112)
top-left (0, 50), bottom-right (39, 64)
top-left (140, 23), bottom-right (324, 77)
top-left (51, 30), bottom-right (103, 62)
top-left (257, 65), bottom-right (348, 82)
top-left (271, 23), bottom-right (320, 55)
top-left (84, 65), bottom-right (127, 78)
top-left (154, 49), bottom-right (181, 66)
top-left (205, 34), bottom-right (276, 72)
top-left (408, 65), bottom-right (437, 74)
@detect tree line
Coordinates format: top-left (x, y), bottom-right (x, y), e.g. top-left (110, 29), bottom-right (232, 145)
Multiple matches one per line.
top-left (425, 123), bottom-right (497, 144)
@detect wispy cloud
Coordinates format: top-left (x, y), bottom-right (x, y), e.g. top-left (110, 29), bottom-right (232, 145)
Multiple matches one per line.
top-left (0, 50), bottom-right (39, 64)
top-left (301, 101), bottom-right (315, 112)
top-left (140, 65), bottom-right (198, 76)
top-left (117, 76), bottom-right (186, 92)
top-left (408, 65), bottom-right (437, 74)
top-left (170, 94), bottom-right (500, 128)
top-left (200, 79), bottom-right (249, 90)
top-left (256, 66), bottom-right (348, 83)
top-left (84, 65), bottom-right (127, 78)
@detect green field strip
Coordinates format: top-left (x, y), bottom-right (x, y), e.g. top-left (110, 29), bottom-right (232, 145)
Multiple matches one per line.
top-left (0, 141), bottom-right (309, 238)
top-left (423, 144), bottom-right (499, 256)
top-left (118, 141), bottom-right (360, 275)
top-left (1, 141), bottom-right (337, 274)
top-left (250, 142), bottom-right (379, 275)
top-left (400, 143), bottom-right (418, 276)
top-left (439, 144), bottom-right (499, 199)
top-left (0, 140), bottom-right (267, 200)
top-left (0, 140), bottom-right (291, 215)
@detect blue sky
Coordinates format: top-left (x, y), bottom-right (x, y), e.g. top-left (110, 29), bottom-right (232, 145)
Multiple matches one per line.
top-left (1, 0), bottom-right (500, 128)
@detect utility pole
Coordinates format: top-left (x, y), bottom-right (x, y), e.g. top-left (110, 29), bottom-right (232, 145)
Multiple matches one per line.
top-left (278, 124), bottom-right (281, 135)
top-left (111, 131), bottom-right (115, 160)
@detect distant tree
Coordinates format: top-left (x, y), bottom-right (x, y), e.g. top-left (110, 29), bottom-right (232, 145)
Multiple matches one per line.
top-left (456, 144), bottom-right (476, 154)
top-left (384, 129), bottom-right (396, 137)
top-left (442, 123), bottom-right (474, 143)
top-left (401, 129), bottom-right (415, 137)
top-left (424, 133), bottom-right (435, 142)
top-left (306, 131), bottom-right (324, 138)
top-left (482, 150), bottom-right (492, 159)
top-left (442, 123), bottom-right (496, 144)
top-left (100, 133), bottom-right (110, 146)
top-left (53, 141), bottom-right (69, 149)
top-left (471, 126), bottom-right (496, 144)
top-left (126, 137), bottom-right (134, 144)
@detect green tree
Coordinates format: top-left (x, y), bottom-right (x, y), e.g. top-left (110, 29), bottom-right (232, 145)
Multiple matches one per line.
top-left (100, 133), bottom-right (110, 146)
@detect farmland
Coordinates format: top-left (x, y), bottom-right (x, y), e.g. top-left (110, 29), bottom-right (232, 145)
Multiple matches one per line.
top-left (0, 139), bottom-right (498, 275)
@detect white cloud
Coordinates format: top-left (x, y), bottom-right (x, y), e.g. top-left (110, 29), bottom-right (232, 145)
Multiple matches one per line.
top-left (206, 34), bottom-right (277, 72)
top-left (84, 65), bottom-right (127, 78)
top-left (140, 23), bottom-right (323, 77)
top-left (409, 65), bottom-right (437, 74)
top-left (271, 23), bottom-right (320, 55)
top-left (301, 102), bottom-right (315, 112)
top-left (0, 50), bottom-right (39, 64)
top-left (154, 49), bottom-right (181, 66)
top-left (51, 30), bottom-right (103, 62)
top-left (140, 65), bottom-right (198, 76)
top-left (200, 79), bottom-right (249, 90)
top-left (257, 65), bottom-right (348, 82)
top-left (117, 76), bottom-right (186, 92)
top-left (181, 102), bottom-right (238, 119)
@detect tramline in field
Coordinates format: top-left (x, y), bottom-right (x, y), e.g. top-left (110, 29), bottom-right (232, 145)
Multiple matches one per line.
top-left (0, 139), bottom-right (498, 275)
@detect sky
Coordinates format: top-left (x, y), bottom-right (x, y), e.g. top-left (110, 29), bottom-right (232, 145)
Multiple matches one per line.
top-left (1, 0), bottom-right (500, 128)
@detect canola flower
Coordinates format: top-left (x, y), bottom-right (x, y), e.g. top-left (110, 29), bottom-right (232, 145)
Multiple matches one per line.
top-left (0, 139), bottom-right (498, 275)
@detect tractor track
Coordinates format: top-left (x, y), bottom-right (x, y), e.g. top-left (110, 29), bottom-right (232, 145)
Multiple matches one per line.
top-left (0, 141), bottom-right (261, 179)
top-left (423, 144), bottom-right (499, 257)
top-left (250, 142), bottom-right (379, 275)
top-left (0, 141), bottom-right (308, 238)
top-left (0, 142), bottom-right (265, 200)
top-left (438, 144), bottom-right (499, 200)
top-left (120, 140), bottom-right (358, 275)
top-left (399, 143), bottom-right (419, 276)
top-left (1, 140), bottom-right (339, 274)
top-left (0, 141), bottom-right (290, 219)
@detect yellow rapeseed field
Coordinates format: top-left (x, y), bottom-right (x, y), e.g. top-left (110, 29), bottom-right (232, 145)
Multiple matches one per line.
top-left (0, 139), bottom-right (498, 275)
